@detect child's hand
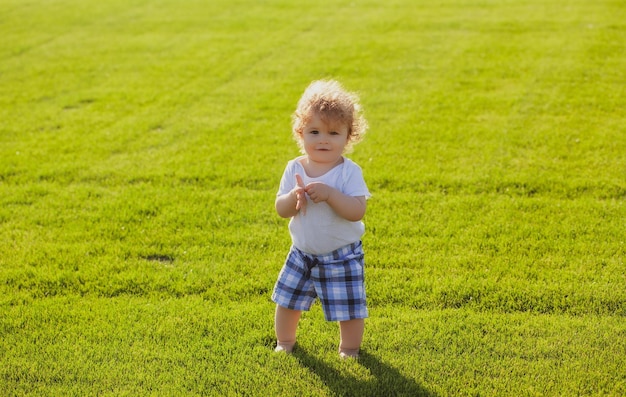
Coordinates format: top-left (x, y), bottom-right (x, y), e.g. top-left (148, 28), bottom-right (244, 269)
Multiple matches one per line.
top-left (294, 174), bottom-right (307, 215)
top-left (304, 182), bottom-right (333, 203)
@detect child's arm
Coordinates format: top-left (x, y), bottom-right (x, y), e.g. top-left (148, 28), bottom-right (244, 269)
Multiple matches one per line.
top-left (275, 174), bottom-right (307, 218)
top-left (275, 190), bottom-right (300, 218)
top-left (304, 182), bottom-right (366, 222)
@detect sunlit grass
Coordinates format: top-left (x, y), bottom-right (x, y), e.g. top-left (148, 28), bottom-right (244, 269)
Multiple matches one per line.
top-left (1, 0), bottom-right (624, 395)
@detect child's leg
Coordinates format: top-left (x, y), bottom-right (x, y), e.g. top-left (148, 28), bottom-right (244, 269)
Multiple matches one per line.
top-left (274, 305), bottom-right (302, 352)
top-left (338, 318), bottom-right (364, 358)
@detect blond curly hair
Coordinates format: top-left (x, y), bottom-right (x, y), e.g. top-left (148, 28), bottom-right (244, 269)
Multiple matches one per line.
top-left (292, 80), bottom-right (368, 153)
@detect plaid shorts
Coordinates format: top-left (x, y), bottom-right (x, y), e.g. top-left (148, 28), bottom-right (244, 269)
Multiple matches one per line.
top-left (272, 241), bottom-right (368, 322)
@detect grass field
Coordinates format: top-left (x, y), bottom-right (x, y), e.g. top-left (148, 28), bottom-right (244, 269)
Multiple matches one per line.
top-left (1, 0), bottom-right (625, 395)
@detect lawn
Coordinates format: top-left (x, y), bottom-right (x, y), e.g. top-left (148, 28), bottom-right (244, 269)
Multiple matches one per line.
top-left (1, 0), bottom-right (625, 395)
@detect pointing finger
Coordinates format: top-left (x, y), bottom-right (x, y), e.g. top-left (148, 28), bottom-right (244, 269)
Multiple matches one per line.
top-left (295, 173), bottom-right (305, 188)
top-left (294, 174), bottom-right (306, 215)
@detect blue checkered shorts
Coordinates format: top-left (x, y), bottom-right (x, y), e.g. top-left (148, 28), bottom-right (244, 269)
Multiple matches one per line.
top-left (272, 241), bottom-right (368, 322)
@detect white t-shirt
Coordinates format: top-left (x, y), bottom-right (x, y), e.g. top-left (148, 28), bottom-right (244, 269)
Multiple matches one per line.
top-left (277, 156), bottom-right (371, 255)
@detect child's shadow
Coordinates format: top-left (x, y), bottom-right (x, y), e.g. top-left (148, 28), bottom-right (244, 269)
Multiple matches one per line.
top-left (293, 349), bottom-right (436, 397)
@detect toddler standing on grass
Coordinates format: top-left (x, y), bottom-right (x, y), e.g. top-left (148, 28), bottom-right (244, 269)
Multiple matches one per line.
top-left (272, 79), bottom-right (370, 359)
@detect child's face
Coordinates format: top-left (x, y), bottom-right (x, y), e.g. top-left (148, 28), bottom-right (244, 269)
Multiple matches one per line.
top-left (300, 112), bottom-right (349, 165)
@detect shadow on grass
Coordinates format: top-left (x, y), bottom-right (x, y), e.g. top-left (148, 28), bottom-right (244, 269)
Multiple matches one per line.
top-left (293, 348), bottom-right (436, 397)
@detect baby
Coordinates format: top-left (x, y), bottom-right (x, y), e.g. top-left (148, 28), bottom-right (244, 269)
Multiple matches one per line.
top-left (272, 79), bottom-right (370, 359)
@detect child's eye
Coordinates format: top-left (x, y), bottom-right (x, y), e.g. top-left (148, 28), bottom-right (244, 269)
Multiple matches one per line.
top-left (330, 131), bottom-right (339, 135)
top-left (310, 130), bottom-right (319, 135)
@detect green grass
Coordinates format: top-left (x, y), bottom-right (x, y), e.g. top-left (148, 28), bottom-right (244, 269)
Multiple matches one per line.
top-left (1, 0), bottom-right (625, 395)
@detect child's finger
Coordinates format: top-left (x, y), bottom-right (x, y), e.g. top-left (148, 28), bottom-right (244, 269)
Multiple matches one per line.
top-left (298, 194), bottom-right (306, 214)
top-left (295, 174), bottom-right (307, 214)
top-left (295, 173), bottom-right (305, 188)
top-left (295, 192), bottom-right (302, 209)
